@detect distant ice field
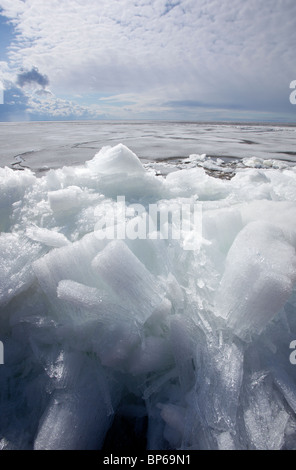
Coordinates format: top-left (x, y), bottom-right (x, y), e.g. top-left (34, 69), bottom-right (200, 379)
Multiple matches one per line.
top-left (0, 121), bottom-right (296, 174)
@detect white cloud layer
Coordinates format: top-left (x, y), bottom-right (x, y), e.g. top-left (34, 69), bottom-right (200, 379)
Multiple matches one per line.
top-left (0, 0), bottom-right (295, 120)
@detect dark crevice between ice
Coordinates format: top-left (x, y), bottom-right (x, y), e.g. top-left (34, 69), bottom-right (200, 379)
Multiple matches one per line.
top-left (102, 395), bottom-right (149, 452)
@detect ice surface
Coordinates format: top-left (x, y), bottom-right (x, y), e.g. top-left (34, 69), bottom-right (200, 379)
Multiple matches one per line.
top-left (0, 134), bottom-right (296, 450)
top-left (215, 221), bottom-right (296, 339)
top-left (1, 122), bottom-right (295, 172)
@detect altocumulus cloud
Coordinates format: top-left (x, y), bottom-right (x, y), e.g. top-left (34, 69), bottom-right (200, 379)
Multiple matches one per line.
top-left (0, 0), bottom-right (295, 120)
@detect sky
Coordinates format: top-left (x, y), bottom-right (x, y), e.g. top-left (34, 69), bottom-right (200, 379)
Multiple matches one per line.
top-left (0, 0), bottom-right (295, 122)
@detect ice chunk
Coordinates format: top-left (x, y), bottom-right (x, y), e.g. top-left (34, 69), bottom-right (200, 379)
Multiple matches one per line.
top-left (182, 336), bottom-right (243, 450)
top-left (242, 157), bottom-right (288, 170)
top-left (48, 186), bottom-right (83, 213)
top-left (188, 153), bottom-right (207, 162)
top-left (169, 315), bottom-right (196, 393)
top-left (164, 273), bottom-right (184, 314)
top-left (231, 169), bottom-right (272, 201)
top-left (90, 319), bottom-right (140, 368)
top-left (57, 279), bottom-right (113, 324)
top-left (26, 226), bottom-right (70, 247)
top-left (158, 403), bottom-right (186, 448)
top-left (92, 171), bottom-right (164, 200)
top-left (143, 298), bottom-right (172, 336)
top-left (33, 232), bottom-right (106, 303)
top-left (233, 168), bottom-right (270, 184)
top-left (125, 238), bottom-right (170, 277)
top-left (0, 233), bottom-right (42, 307)
top-left (271, 367), bottom-right (296, 415)
top-left (215, 221), bottom-right (296, 339)
top-left (216, 431), bottom-right (236, 450)
top-left (57, 278), bottom-right (134, 326)
top-left (48, 185), bottom-right (97, 219)
top-left (91, 240), bottom-right (164, 324)
top-left (34, 354), bottom-right (115, 450)
top-left (202, 207), bottom-right (243, 254)
top-left (192, 334), bottom-right (244, 432)
top-left (81, 144), bottom-right (164, 199)
top-left (165, 167), bottom-right (229, 200)
top-left (57, 279), bottom-right (105, 310)
top-left (0, 166), bottom-right (36, 231)
top-left (243, 372), bottom-right (289, 450)
top-left (127, 336), bottom-right (173, 375)
top-left (86, 143), bottom-right (145, 175)
top-left (240, 200), bottom-right (296, 236)
top-left (57, 279), bottom-right (141, 368)
top-left (242, 156), bottom-right (264, 168)
top-left (166, 167), bottom-right (208, 191)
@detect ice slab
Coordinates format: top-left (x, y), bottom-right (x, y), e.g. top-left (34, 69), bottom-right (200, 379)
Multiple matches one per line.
top-left (26, 226), bottom-right (70, 248)
top-left (56, 279), bottom-right (141, 368)
top-left (0, 233), bottom-right (42, 307)
top-left (91, 240), bottom-right (164, 324)
top-left (215, 221), bottom-right (296, 339)
top-left (243, 372), bottom-right (289, 450)
top-left (127, 336), bottom-right (173, 375)
top-left (34, 354), bottom-right (115, 450)
top-left (165, 167), bottom-right (229, 200)
top-left (192, 333), bottom-right (244, 433)
top-left (0, 166), bottom-right (36, 231)
top-left (33, 232), bottom-right (106, 301)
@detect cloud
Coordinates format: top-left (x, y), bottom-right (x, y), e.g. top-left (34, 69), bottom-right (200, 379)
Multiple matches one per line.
top-left (0, 79), bottom-right (109, 122)
top-left (0, 83), bottom-right (30, 121)
top-left (16, 66), bottom-right (49, 88)
top-left (0, 0), bottom-right (295, 120)
top-left (164, 100), bottom-right (247, 110)
top-left (26, 92), bottom-right (101, 120)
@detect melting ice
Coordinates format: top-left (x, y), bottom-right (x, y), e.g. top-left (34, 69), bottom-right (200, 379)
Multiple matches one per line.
top-left (1, 143), bottom-right (296, 450)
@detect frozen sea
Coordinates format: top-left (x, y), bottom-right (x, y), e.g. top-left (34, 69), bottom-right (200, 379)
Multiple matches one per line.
top-left (1, 120), bottom-right (296, 173)
top-left (1, 121), bottom-right (296, 451)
